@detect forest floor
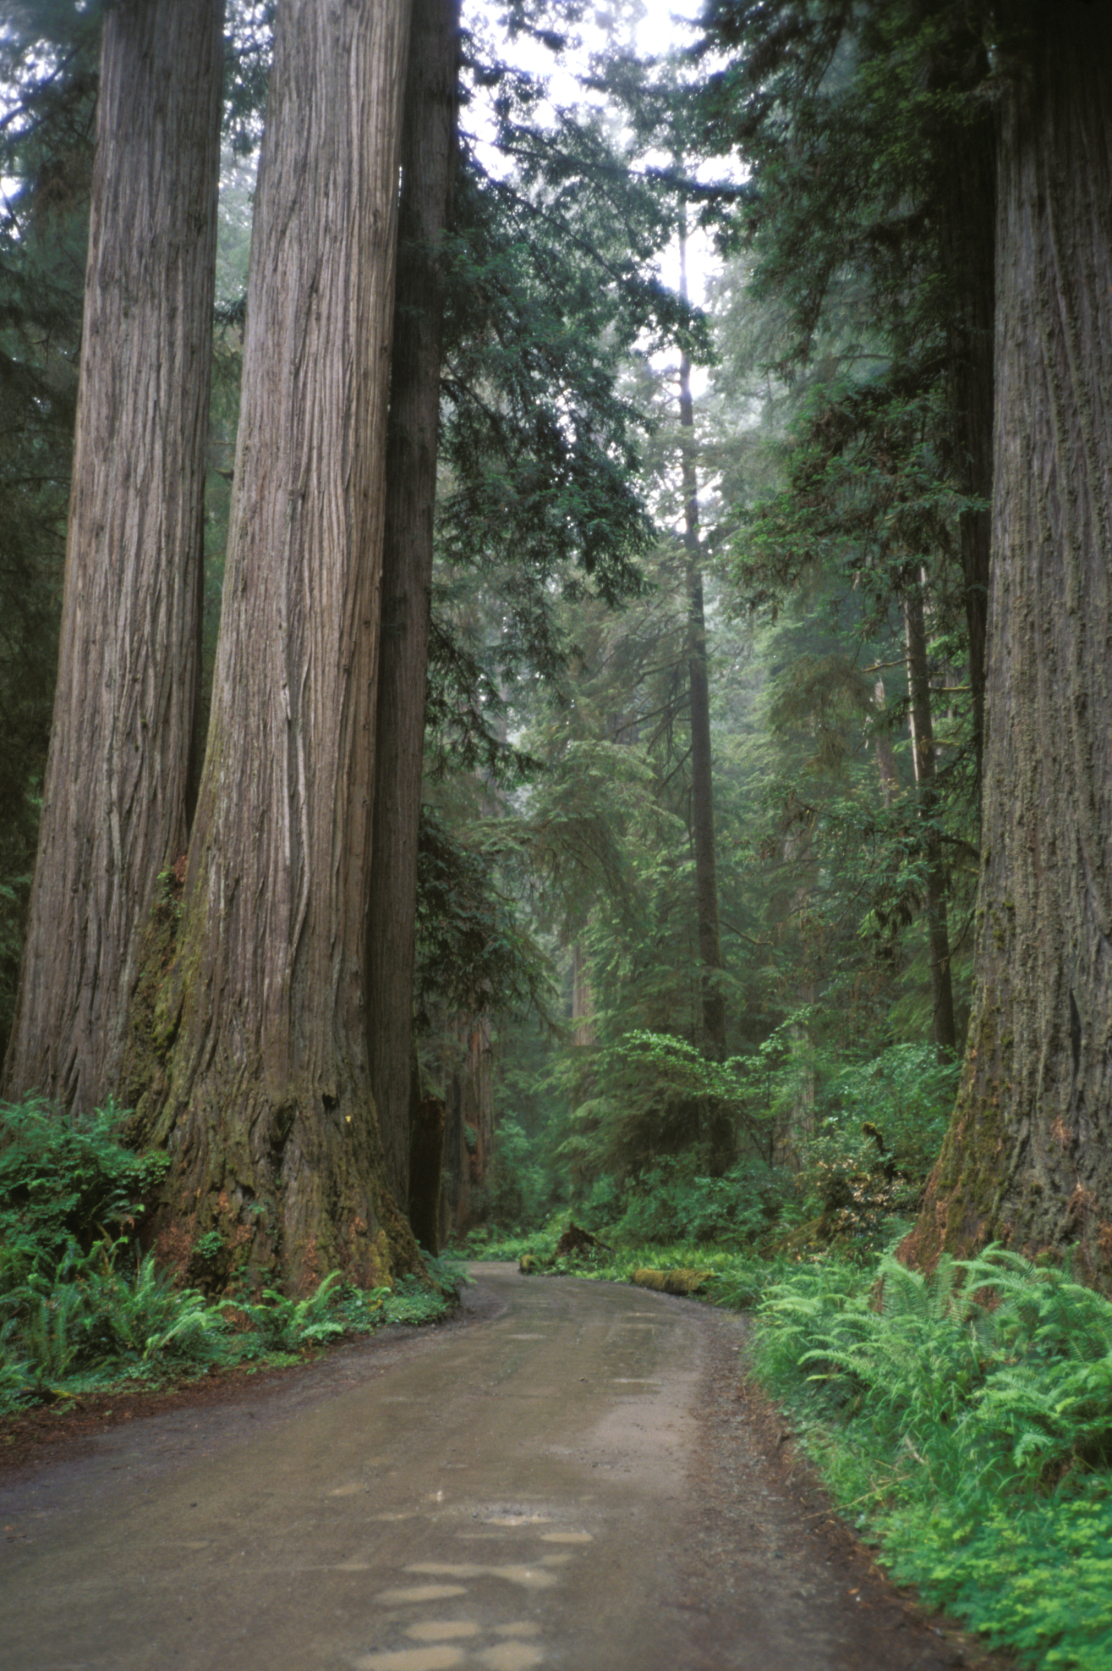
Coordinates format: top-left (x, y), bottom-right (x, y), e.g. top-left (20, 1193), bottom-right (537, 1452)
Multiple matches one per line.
top-left (0, 1266), bottom-right (1016, 1671)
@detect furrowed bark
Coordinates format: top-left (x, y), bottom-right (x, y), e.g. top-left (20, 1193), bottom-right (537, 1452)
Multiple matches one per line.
top-left (902, 0), bottom-right (1112, 1283)
top-left (2, 0), bottom-right (224, 1113)
top-left (126, 0), bottom-right (418, 1294)
top-left (368, 0), bottom-right (460, 1210)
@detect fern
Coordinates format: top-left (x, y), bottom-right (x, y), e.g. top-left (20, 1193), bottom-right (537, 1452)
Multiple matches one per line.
top-left (749, 1245), bottom-right (1112, 1670)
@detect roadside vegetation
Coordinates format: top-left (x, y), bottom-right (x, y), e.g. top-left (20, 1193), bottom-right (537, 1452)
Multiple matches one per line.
top-left (0, 1096), bottom-right (466, 1416)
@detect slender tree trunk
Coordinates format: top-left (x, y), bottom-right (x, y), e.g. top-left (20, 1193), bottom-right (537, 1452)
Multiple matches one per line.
top-left (902, 0), bottom-right (1112, 1282)
top-left (438, 1014), bottom-right (493, 1242)
top-left (903, 573), bottom-right (957, 1053)
top-left (571, 941), bottom-right (596, 1048)
top-left (943, 136), bottom-right (994, 801)
top-left (871, 676), bottom-right (900, 808)
top-left (678, 216), bottom-right (730, 1173)
top-left (125, 0), bottom-right (417, 1295)
top-left (2, 0), bottom-right (224, 1113)
top-left (924, 5), bottom-right (996, 797)
top-left (368, 0), bottom-right (460, 1208)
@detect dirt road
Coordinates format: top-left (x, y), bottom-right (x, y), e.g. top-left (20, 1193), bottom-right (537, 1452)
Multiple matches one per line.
top-left (0, 1266), bottom-right (1001, 1671)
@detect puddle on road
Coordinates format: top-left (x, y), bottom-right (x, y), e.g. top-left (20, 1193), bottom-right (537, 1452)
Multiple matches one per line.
top-left (538, 1531), bottom-right (592, 1545)
top-left (354, 1650), bottom-right (463, 1671)
top-left (467, 1507), bottom-right (552, 1527)
top-left (479, 1645), bottom-right (543, 1671)
top-left (407, 1561), bottom-right (558, 1592)
top-left (376, 1583), bottom-right (469, 1604)
top-left (406, 1622), bottom-right (481, 1642)
top-left (330, 1482), bottom-right (367, 1497)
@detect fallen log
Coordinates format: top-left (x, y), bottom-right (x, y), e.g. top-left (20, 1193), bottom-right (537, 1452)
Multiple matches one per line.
top-left (631, 1268), bottom-right (715, 1297)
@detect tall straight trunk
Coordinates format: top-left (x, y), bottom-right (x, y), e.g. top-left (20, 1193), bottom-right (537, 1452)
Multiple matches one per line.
top-left (571, 942), bottom-right (596, 1048)
top-left (2, 0), bottom-right (224, 1113)
top-left (125, 0), bottom-right (416, 1295)
top-left (903, 0), bottom-right (1112, 1282)
top-left (368, 0), bottom-right (460, 1208)
top-left (903, 573), bottom-right (957, 1053)
top-left (942, 131), bottom-right (994, 800)
top-left (678, 216), bottom-right (730, 1173)
top-left (872, 677), bottom-right (900, 808)
top-left (923, 5), bottom-right (996, 796)
top-left (437, 1015), bottom-right (493, 1244)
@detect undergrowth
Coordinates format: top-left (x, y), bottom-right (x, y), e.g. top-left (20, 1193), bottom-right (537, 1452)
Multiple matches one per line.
top-left (751, 1247), bottom-right (1112, 1671)
top-left (0, 1097), bottom-right (468, 1414)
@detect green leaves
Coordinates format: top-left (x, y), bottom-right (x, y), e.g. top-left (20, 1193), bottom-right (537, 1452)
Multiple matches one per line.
top-left (751, 1246), bottom-right (1112, 1669)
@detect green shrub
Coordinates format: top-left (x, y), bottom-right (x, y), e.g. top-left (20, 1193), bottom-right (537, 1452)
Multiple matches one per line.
top-left (751, 1245), bottom-right (1112, 1670)
top-left (0, 1096), bottom-right (168, 1286)
top-left (613, 1156), bottom-right (791, 1246)
top-left (242, 1271), bottom-right (348, 1353)
top-left (1, 1236), bottom-right (229, 1408)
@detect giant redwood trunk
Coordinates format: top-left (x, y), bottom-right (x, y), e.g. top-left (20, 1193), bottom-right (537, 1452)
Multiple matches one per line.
top-left (2, 0), bottom-right (224, 1113)
top-left (126, 0), bottom-right (417, 1294)
top-left (368, 0), bottom-right (459, 1208)
top-left (902, 0), bottom-right (1112, 1283)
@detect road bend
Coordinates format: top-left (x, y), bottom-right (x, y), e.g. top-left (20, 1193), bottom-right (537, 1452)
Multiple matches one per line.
top-left (0, 1265), bottom-right (984, 1671)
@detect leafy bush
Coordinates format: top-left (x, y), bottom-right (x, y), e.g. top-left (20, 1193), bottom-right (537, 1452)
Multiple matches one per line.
top-left (612, 1156), bottom-right (791, 1246)
top-left (241, 1271), bottom-right (348, 1353)
top-left (460, 1222), bottom-right (563, 1263)
top-left (0, 1097), bottom-right (469, 1413)
top-left (487, 1117), bottom-right (551, 1231)
top-left (0, 1096), bottom-right (169, 1285)
top-left (751, 1246), bottom-right (1112, 1669)
top-left (0, 1236), bottom-right (229, 1406)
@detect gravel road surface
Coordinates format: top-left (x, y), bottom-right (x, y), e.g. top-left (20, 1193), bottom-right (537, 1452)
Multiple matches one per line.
top-left (0, 1265), bottom-right (1008, 1671)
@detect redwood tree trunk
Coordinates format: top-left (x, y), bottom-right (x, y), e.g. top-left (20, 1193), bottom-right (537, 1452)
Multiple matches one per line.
top-left (127, 0), bottom-right (417, 1294)
top-left (368, 0), bottom-right (460, 1208)
top-left (902, 0), bottom-right (1112, 1282)
top-left (2, 0), bottom-right (224, 1113)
